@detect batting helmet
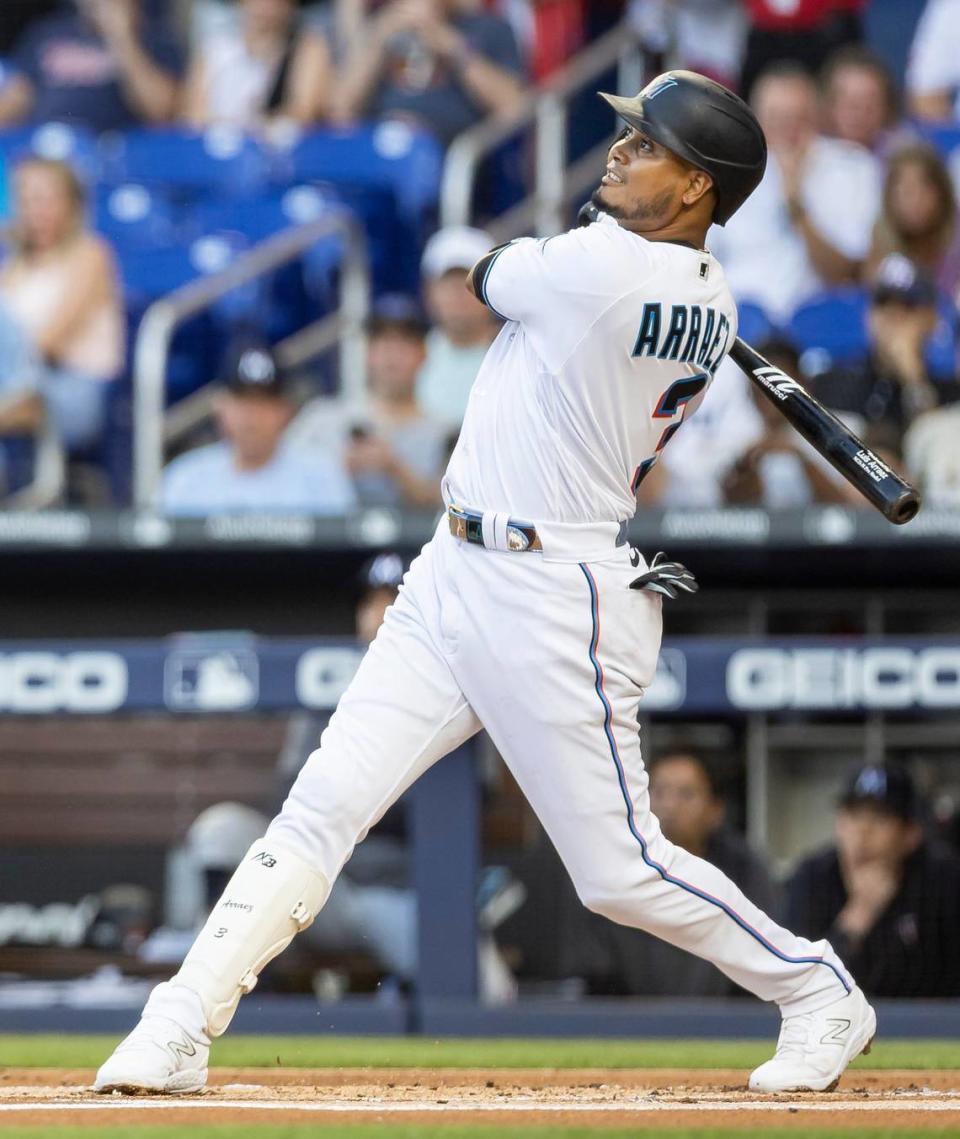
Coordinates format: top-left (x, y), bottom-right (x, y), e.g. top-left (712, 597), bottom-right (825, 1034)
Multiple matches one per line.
top-left (599, 71), bottom-right (767, 226)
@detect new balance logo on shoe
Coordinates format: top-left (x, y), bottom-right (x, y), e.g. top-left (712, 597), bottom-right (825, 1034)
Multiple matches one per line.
top-left (167, 1038), bottom-right (197, 1061)
top-left (820, 1019), bottom-right (851, 1045)
top-left (251, 852), bottom-right (277, 867)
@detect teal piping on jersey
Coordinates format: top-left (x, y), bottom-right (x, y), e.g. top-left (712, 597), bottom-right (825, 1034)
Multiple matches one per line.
top-left (476, 242), bottom-right (511, 322)
top-left (577, 561), bottom-right (853, 997)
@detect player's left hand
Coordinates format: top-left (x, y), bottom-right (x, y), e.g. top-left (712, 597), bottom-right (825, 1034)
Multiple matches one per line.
top-left (630, 550), bottom-right (698, 599)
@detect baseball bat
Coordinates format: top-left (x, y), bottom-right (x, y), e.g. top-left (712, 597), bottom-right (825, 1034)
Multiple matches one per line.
top-left (729, 337), bottom-right (921, 525)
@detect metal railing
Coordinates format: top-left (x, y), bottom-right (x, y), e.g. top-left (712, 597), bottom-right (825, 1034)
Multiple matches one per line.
top-left (132, 212), bottom-right (370, 509)
top-left (440, 22), bottom-right (646, 239)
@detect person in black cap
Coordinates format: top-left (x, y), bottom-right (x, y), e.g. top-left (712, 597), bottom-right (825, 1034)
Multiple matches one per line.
top-left (814, 254), bottom-right (960, 437)
top-left (160, 343), bottom-right (356, 516)
top-left (288, 295), bottom-right (448, 508)
top-left (786, 763), bottom-right (960, 997)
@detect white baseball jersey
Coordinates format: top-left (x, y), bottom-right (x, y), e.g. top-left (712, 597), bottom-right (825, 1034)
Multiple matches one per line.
top-left (443, 214), bottom-right (738, 524)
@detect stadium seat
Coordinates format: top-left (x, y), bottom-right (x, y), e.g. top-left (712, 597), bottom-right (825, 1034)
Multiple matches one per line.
top-left (0, 121), bottom-right (101, 183)
top-left (94, 183), bottom-right (178, 250)
top-left (916, 122), bottom-right (960, 162)
top-left (736, 301), bottom-right (775, 347)
top-left (283, 123), bottom-right (443, 223)
top-left (788, 290), bottom-right (869, 365)
top-left (100, 127), bottom-right (271, 199)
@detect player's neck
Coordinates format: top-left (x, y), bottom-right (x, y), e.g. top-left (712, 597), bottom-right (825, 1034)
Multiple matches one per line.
top-left (620, 218), bottom-right (710, 250)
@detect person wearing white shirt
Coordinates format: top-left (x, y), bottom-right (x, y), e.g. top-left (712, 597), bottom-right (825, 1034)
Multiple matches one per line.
top-left (710, 63), bottom-right (881, 324)
top-left (907, 0), bottom-right (960, 122)
top-left (161, 345), bottom-right (356, 516)
top-left (415, 226), bottom-right (501, 432)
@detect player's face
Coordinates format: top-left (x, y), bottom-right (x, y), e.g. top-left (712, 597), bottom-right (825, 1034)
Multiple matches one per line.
top-left (593, 127), bottom-right (700, 231)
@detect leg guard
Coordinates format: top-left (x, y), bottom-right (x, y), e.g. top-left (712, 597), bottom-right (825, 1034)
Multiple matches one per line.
top-left (171, 838), bottom-right (330, 1037)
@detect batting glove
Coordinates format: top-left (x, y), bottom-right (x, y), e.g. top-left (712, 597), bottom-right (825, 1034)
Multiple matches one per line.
top-left (629, 551), bottom-right (699, 600)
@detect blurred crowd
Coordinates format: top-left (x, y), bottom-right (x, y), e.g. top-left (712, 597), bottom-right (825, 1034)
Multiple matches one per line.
top-left (0, 0), bottom-right (958, 510)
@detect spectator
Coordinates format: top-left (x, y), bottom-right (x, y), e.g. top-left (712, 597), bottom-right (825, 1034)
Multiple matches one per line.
top-left (502, 0), bottom-right (585, 85)
top-left (904, 402), bottom-right (960, 507)
top-left (332, 0), bottom-right (525, 146)
top-left (0, 0), bottom-right (182, 133)
top-left (654, 356), bottom-right (764, 507)
top-left (906, 0), bottom-right (960, 122)
top-left (814, 256), bottom-right (956, 437)
top-left (578, 751), bottom-right (780, 997)
top-left (416, 225), bottom-right (500, 432)
top-left (821, 45), bottom-right (903, 157)
top-left (711, 63), bottom-right (881, 324)
top-left (0, 158), bottom-right (123, 454)
top-left (740, 0), bottom-right (865, 99)
top-left (787, 763), bottom-right (960, 998)
top-left (723, 338), bottom-right (857, 508)
top-left (627, 0), bottom-right (746, 91)
top-left (181, 0), bottom-right (332, 133)
top-left (867, 145), bottom-right (960, 303)
top-left (289, 295), bottom-right (448, 506)
top-left (160, 344), bottom-right (357, 515)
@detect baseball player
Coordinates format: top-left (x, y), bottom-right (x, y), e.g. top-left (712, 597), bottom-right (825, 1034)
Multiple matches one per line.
top-left (96, 71), bottom-right (875, 1096)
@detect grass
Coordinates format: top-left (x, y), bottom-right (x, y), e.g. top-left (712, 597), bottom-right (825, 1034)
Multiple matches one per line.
top-left (2, 1034), bottom-right (959, 1071)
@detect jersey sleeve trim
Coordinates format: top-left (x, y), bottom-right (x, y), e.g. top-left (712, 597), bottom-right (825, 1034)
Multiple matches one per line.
top-left (471, 241), bottom-right (512, 320)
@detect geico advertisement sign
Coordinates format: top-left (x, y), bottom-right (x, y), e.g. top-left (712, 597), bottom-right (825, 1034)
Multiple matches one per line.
top-left (727, 647), bottom-right (960, 710)
top-left (0, 652), bottom-right (128, 712)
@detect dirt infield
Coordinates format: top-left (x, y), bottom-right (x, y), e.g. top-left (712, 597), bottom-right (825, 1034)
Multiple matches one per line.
top-left (2, 1067), bottom-right (959, 1130)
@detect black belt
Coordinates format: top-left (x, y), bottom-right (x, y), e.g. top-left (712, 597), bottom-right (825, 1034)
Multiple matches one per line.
top-left (447, 505), bottom-right (542, 552)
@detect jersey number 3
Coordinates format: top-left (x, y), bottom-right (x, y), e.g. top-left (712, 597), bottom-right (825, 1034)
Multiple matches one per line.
top-left (631, 372), bottom-right (708, 493)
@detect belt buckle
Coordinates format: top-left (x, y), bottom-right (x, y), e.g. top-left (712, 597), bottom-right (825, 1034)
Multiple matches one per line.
top-left (505, 524), bottom-right (530, 552)
top-left (448, 506), bottom-right (470, 543)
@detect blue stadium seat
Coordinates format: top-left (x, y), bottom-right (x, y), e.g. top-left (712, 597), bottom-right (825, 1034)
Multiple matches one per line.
top-left (187, 184), bottom-right (339, 242)
top-left (101, 127), bottom-right (271, 199)
top-left (283, 123), bottom-right (442, 222)
top-left (916, 122), bottom-right (960, 162)
top-left (736, 301), bottom-right (775, 347)
top-left (0, 121), bottom-right (101, 183)
top-left (788, 290), bottom-right (869, 364)
top-left (927, 301), bottom-right (959, 380)
top-left (94, 183), bottom-right (178, 250)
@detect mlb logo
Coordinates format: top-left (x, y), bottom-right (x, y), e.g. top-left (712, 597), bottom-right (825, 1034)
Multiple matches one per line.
top-left (164, 649), bottom-right (259, 711)
top-left (644, 649), bottom-right (686, 711)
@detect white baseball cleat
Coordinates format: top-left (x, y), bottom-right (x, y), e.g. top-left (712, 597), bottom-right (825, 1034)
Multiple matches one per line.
top-left (749, 986), bottom-right (877, 1093)
top-left (94, 985), bottom-right (210, 1095)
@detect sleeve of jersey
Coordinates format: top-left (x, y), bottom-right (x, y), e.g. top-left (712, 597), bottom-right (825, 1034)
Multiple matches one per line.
top-left (476, 226), bottom-right (639, 370)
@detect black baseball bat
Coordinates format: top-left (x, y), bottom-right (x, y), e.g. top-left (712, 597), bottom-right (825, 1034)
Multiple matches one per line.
top-left (729, 338), bottom-right (921, 525)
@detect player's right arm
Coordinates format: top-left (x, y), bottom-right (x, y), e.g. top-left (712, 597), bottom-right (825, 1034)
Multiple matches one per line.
top-left (467, 222), bottom-right (651, 371)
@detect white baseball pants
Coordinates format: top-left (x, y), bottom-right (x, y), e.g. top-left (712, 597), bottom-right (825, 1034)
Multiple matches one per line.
top-left (267, 519), bottom-right (852, 1013)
